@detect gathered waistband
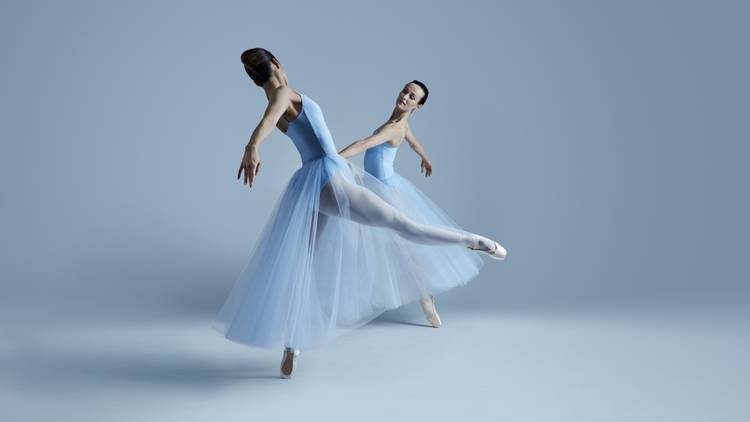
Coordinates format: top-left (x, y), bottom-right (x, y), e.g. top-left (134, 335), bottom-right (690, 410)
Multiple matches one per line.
top-left (302, 152), bottom-right (340, 163)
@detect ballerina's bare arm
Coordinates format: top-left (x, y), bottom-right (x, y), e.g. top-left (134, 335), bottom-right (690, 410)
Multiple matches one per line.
top-left (238, 87), bottom-right (294, 188)
top-left (405, 125), bottom-right (433, 177)
top-left (338, 124), bottom-right (402, 158)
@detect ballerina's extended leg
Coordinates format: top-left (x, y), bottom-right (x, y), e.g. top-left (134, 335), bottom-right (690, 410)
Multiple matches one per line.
top-left (319, 176), bottom-right (506, 258)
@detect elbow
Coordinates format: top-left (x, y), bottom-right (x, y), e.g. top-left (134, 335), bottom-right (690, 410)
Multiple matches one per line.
top-left (347, 141), bottom-right (365, 155)
top-left (258, 117), bottom-right (275, 132)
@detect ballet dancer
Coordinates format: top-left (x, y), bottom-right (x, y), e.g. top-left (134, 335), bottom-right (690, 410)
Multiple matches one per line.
top-left (339, 80), bottom-right (506, 328)
top-left (214, 48), bottom-right (506, 379)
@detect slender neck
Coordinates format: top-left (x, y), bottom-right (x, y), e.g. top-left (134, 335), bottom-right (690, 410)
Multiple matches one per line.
top-left (387, 107), bottom-right (410, 125)
top-left (262, 72), bottom-right (289, 99)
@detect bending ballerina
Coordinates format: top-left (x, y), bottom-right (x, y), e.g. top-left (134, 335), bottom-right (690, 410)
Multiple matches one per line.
top-left (213, 48), bottom-right (506, 379)
top-left (338, 80), bottom-right (506, 328)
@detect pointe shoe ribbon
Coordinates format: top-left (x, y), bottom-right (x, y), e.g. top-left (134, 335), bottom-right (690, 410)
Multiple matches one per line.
top-left (469, 240), bottom-right (507, 260)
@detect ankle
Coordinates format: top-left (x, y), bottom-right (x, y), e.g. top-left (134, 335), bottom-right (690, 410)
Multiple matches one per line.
top-left (465, 234), bottom-right (481, 249)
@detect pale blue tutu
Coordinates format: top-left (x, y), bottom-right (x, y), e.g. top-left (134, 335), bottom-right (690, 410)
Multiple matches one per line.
top-left (364, 142), bottom-right (484, 295)
top-left (213, 92), bottom-right (483, 351)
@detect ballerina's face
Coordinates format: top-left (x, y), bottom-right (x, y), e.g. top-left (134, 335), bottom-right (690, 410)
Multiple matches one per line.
top-left (272, 59), bottom-right (288, 81)
top-left (271, 57), bottom-right (287, 81)
top-left (396, 83), bottom-right (425, 112)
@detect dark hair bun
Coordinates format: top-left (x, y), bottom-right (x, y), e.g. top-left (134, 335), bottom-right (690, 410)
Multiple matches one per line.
top-left (241, 48), bottom-right (276, 87)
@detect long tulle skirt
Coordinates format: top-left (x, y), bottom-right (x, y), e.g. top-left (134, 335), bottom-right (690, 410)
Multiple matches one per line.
top-left (213, 155), bottom-right (482, 350)
top-left (365, 170), bottom-right (484, 292)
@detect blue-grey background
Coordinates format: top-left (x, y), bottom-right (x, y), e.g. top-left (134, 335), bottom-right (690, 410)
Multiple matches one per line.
top-left (2, 0), bottom-right (747, 319)
top-left (1, 1), bottom-right (748, 421)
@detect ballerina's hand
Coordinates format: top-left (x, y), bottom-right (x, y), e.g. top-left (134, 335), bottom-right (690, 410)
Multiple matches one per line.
top-left (238, 147), bottom-right (261, 188)
top-left (420, 159), bottom-right (433, 177)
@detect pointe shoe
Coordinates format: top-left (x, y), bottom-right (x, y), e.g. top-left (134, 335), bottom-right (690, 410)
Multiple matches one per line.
top-left (280, 347), bottom-right (300, 379)
top-left (420, 296), bottom-right (442, 328)
top-left (469, 237), bottom-right (507, 260)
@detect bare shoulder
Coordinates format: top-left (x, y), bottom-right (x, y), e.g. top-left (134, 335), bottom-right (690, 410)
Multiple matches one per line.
top-left (382, 121), bottom-right (406, 137)
top-left (268, 86), bottom-right (294, 102)
top-left (382, 122), bottom-right (407, 147)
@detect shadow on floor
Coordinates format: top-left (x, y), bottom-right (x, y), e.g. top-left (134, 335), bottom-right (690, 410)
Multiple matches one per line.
top-left (3, 345), bottom-right (281, 395)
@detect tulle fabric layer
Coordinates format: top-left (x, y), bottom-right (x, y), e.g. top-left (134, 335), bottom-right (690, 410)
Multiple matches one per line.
top-left (213, 155), bottom-right (481, 351)
top-left (365, 171), bottom-right (484, 293)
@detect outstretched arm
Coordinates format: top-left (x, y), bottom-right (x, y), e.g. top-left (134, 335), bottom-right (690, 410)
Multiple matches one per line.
top-left (338, 124), bottom-right (400, 158)
top-left (405, 125), bottom-right (433, 177)
top-left (238, 87), bottom-right (293, 188)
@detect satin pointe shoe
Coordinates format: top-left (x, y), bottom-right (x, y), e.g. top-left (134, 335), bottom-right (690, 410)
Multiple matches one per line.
top-left (420, 296), bottom-right (442, 328)
top-left (280, 347), bottom-right (300, 379)
top-left (468, 236), bottom-right (507, 260)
